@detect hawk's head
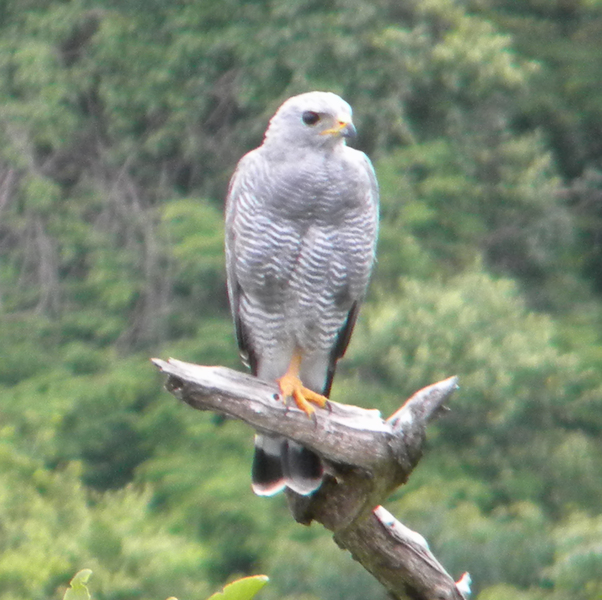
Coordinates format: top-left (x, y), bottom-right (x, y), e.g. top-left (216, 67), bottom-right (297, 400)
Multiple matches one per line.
top-left (264, 91), bottom-right (356, 150)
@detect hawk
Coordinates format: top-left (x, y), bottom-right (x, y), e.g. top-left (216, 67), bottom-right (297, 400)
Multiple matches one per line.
top-left (225, 91), bottom-right (379, 496)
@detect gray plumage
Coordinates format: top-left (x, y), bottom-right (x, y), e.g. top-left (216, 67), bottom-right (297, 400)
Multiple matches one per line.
top-left (225, 91), bottom-right (379, 496)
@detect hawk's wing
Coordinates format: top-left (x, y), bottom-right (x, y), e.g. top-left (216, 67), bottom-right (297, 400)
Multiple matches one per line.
top-left (323, 151), bottom-right (379, 397)
top-left (224, 151), bottom-right (260, 376)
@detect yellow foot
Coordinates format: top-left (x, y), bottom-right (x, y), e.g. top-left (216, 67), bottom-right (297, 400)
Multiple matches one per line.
top-left (277, 372), bottom-right (327, 417)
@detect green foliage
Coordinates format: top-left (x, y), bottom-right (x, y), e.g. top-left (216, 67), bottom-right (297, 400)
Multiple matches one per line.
top-left (546, 513), bottom-right (602, 599)
top-left (0, 440), bottom-right (210, 600)
top-left (476, 0), bottom-right (602, 294)
top-left (137, 412), bottom-right (283, 582)
top-left (61, 570), bottom-right (268, 600)
top-left (262, 532), bottom-right (386, 600)
top-left (64, 570), bottom-right (92, 600)
top-left (478, 584), bottom-right (546, 600)
top-left (207, 575), bottom-right (269, 600)
top-left (349, 271), bottom-right (602, 515)
top-left (375, 134), bottom-right (571, 300)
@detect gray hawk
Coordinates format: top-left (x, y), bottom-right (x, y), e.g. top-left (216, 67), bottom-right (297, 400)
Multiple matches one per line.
top-left (225, 91), bottom-right (379, 496)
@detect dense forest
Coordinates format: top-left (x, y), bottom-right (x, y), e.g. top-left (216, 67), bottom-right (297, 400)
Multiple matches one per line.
top-left (1, 0), bottom-right (602, 598)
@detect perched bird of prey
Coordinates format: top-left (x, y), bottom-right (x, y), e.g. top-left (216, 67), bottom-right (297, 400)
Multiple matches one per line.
top-left (225, 91), bottom-right (379, 496)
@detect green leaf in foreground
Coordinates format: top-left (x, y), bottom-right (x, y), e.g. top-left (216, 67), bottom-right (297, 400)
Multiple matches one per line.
top-left (207, 575), bottom-right (269, 600)
top-left (63, 569), bottom-right (93, 600)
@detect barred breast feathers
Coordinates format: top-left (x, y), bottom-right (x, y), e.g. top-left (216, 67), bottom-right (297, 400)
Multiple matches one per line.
top-left (225, 133), bottom-right (378, 362)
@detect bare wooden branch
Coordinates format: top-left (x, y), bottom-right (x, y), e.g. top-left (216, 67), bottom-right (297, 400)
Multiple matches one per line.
top-left (152, 357), bottom-right (468, 600)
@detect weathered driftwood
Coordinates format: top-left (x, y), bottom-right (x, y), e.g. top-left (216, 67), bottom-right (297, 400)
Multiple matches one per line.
top-left (152, 357), bottom-right (469, 600)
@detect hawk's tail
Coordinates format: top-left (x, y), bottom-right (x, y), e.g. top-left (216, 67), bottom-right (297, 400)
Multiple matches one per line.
top-left (252, 434), bottom-right (323, 496)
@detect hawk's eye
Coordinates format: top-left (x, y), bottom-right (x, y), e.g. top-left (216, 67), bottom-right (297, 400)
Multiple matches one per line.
top-left (302, 111), bottom-right (320, 126)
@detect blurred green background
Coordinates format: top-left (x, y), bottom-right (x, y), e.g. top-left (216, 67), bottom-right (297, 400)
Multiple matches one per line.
top-left (1, 0), bottom-right (602, 598)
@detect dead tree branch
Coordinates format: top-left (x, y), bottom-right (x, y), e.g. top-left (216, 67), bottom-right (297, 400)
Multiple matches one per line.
top-left (152, 357), bottom-right (468, 600)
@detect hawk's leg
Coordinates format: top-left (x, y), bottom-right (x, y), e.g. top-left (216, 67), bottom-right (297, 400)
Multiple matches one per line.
top-left (277, 351), bottom-right (327, 417)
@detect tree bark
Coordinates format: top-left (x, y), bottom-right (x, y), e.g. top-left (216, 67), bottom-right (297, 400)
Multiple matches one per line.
top-left (152, 357), bottom-right (469, 600)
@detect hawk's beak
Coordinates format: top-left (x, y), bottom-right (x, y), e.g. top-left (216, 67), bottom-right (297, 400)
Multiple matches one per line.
top-left (321, 119), bottom-right (357, 139)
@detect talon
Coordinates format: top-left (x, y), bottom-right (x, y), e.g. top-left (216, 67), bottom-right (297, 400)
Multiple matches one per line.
top-left (277, 374), bottom-right (326, 417)
top-left (276, 352), bottom-right (328, 418)
top-left (292, 387), bottom-right (316, 417)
